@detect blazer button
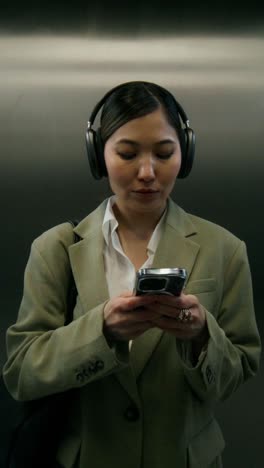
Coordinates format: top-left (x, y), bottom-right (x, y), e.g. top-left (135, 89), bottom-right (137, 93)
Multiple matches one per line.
top-left (87, 362), bottom-right (97, 374)
top-left (96, 360), bottom-right (104, 371)
top-left (124, 405), bottom-right (140, 422)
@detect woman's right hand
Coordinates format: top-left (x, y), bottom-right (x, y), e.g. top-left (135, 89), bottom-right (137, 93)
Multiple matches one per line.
top-left (103, 292), bottom-right (159, 342)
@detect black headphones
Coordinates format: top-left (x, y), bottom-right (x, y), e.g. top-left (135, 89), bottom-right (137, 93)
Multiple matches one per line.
top-left (85, 81), bottom-right (195, 180)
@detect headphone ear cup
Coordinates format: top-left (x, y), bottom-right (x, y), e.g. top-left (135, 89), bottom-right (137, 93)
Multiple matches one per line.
top-left (96, 128), bottom-right (108, 178)
top-left (85, 127), bottom-right (107, 179)
top-left (178, 127), bottom-right (195, 179)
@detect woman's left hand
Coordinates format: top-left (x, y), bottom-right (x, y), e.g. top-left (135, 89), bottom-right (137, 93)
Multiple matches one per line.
top-left (143, 293), bottom-right (209, 345)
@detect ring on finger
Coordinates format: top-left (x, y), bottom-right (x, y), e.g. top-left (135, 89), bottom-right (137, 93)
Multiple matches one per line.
top-left (177, 308), bottom-right (192, 323)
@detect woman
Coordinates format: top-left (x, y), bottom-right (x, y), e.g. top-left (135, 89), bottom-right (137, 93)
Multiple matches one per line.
top-left (3, 81), bottom-right (261, 468)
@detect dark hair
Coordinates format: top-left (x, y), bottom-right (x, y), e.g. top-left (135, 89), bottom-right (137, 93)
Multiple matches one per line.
top-left (100, 81), bottom-right (185, 150)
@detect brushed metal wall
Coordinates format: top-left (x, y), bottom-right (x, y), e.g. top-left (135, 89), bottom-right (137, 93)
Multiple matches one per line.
top-left (0, 29), bottom-right (263, 467)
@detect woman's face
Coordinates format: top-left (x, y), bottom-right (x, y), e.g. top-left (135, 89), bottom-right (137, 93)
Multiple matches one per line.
top-left (104, 107), bottom-right (182, 217)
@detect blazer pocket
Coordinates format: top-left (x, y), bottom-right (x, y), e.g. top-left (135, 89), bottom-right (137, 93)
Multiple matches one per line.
top-left (187, 418), bottom-right (225, 468)
top-left (185, 278), bottom-right (216, 295)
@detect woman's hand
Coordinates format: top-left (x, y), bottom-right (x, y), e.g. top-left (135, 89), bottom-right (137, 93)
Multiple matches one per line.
top-left (103, 291), bottom-right (209, 356)
top-left (103, 292), bottom-right (160, 342)
top-left (144, 293), bottom-right (209, 345)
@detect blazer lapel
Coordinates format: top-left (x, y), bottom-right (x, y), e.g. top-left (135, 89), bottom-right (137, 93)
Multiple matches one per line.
top-left (68, 202), bottom-right (109, 312)
top-left (130, 199), bottom-right (200, 380)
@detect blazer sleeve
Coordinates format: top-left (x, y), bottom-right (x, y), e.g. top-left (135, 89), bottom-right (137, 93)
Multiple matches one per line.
top-left (2, 226), bottom-right (130, 401)
top-left (177, 240), bottom-right (261, 403)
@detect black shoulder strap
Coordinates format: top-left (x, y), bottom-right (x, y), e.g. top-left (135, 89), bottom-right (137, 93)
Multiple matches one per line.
top-left (65, 220), bottom-right (80, 326)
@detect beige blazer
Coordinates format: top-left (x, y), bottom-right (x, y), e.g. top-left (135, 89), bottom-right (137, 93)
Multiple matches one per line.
top-left (3, 199), bottom-right (261, 468)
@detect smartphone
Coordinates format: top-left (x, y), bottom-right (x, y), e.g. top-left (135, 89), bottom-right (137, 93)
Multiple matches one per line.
top-left (134, 268), bottom-right (187, 296)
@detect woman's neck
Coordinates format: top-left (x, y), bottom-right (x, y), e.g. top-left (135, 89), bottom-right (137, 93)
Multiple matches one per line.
top-left (112, 202), bottom-right (166, 239)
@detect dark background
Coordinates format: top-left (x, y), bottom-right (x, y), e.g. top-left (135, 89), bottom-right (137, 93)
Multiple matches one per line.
top-left (0, 2), bottom-right (263, 467)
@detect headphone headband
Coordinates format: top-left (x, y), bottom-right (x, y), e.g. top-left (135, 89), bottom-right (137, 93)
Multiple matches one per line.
top-left (87, 81), bottom-right (190, 129)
